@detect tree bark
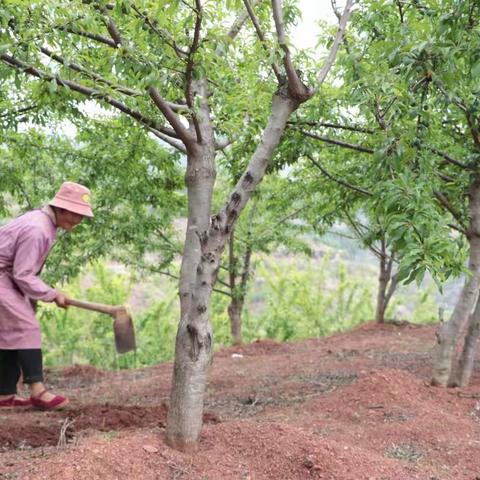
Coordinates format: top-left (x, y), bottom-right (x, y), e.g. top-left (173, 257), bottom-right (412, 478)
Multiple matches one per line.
top-left (229, 243), bottom-right (253, 345)
top-left (450, 293), bottom-right (480, 387)
top-left (375, 240), bottom-right (388, 323)
top-left (375, 276), bottom-right (388, 323)
top-left (374, 239), bottom-right (397, 324)
top-left (166, 80), bottom-right (217, 451)
top-left (227, 228), bottom-right (243, 346)
top-left (431, 176), bottom-right (480, 387)
top-left (228, 298), bottom-right (244, 346)
top-left (166, 89), bottom-right (301, 449)
top-left (227, 212), bottom-right (255, 345)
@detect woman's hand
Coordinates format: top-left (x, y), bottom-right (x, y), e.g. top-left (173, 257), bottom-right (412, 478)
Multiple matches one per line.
top-left (54, 292), bottom-right (69, 308)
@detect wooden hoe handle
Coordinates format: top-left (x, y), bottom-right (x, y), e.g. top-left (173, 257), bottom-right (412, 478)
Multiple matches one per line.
top-left (66, 298), bottom-right (118, 315)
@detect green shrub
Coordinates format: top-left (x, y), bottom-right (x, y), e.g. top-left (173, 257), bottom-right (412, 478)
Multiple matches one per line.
top-left (39, 262), bottom-right (179, 369)
top-left (240, 256), bottom-right (375, 343)
top-left (38, 255), bottom-right (440, 370)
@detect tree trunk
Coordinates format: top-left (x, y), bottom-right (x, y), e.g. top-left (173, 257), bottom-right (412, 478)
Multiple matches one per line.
top-left (228, 298), bottom-right (244, 346)
top-left (227, 228), bottom-right (243, 346)
top-left (166, 81), bottom-right (217, 451)
top-left (375, 241), bottom-right (388, 323)
top-left (166, 89), bottom-right (301, 449)
top-left (227, 224), bottom-right (254, 345)
top-left (450, 292), bottom-right (480, 387)
top-left (375, 239), bottom-right (397, 324)
top-left (165, 139), bottom-right (216, 450)
top-left (431, 177), bottom-right (480, 387)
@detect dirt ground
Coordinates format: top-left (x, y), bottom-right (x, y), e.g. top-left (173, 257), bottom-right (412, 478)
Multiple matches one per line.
top-left (1, 322), bottom-right (480, 480)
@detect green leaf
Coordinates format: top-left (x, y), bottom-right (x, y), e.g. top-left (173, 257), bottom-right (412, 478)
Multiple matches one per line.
top-left (48, 79), bottom-right (57, 94)
top-left (471, 61), bottom-right (480, 78)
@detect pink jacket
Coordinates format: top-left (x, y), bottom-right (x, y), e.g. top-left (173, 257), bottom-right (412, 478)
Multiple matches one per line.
top-left (0, 209), bottom-right (57, 349)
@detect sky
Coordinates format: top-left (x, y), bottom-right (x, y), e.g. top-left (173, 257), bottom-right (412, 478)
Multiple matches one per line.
top-left (293, 0), bottom-right (339, 49)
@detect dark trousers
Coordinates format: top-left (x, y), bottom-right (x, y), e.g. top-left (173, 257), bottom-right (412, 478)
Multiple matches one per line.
top-left (0, 349), bottom-right (43, 395)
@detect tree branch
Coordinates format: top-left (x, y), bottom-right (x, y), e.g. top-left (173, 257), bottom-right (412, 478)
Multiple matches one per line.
top-left (228, 0), bottom-right (263, 39)
top-left (146, 127), bottom-right (187, 154)
top-left (56, 25), bottom-right (118, 48)
top-left (157, 270), bottom-right (180, 281)
top-left (271, 0), bottom-right (310, 98)
top-left (216, 276), bottom-right (232, 289)
top-left (0, 104), bottom-right (38, 119)
top-left (40, 47), bottom-right (140, 97)
top-left (130, 4), bottom-right (189, 58)
top-left (240, 243), bottom-right (253, 299)
top-left (431, 147), bottom-right (472, 170)
top-left (385, 272), bottom-right (398, 305)
top-left (213, 287), bottom-right (233, 297)
top-left (433, 190), bottom-right (468, 233)
top-left (184, 0), bottom-right (203, 143)
top-left (295, 128), bottom-right (374, 153)
top-left (306, 154), bottom-right (372, 196)
top-left (290, 119), bottom-right (468, 176)
top-left (215, 136), bottom-right (236, 150)
top-left (448, 223), bottom-right (467, 235)
top-left (272, 205), bottom-right (308, 229)
top-left (466, 110), bottom-right (480, 151)
top-left (165, 101), bottom-right (190, 113)
top-left (148, 86), bottom-right (196, 150)
top-left (316, 0), bottom-right (354, 87)
top-left (343, 209), bottom-right (384, 259)
top-left (255, 203), bottom-right (309, 242)
top-left (433, 77), bottom-right (468, 113)
top-left (325, 229), bottom-right (357, 241)
top-left (438, 172), bottom-right (455, 183)
top-left (395, 0), bottom-right (405, 23)
top-left (228, 227), bottom-right (237, 291)
top-left (1, 53), bottom-right (179, 140)
top-left (243, 0), bottom-right (283, 83)
top-left (288, 119), bottom-right (375, 134)
top-left (86, 1), bottom-right (123, 46)
top-left (103, 9), bottom-right (123, 46)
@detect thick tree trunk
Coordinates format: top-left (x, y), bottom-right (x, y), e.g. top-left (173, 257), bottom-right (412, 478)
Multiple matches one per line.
top-left (166, 81), bottom-right (217, 451)
top-left (166, 90), bottom-right (301, 449)
top-left (451, 293), bottom-right (480, 387)
top-left (165, 141), bottom-right (216, 450)
top-left (431, 177), bottom-right (480, 387)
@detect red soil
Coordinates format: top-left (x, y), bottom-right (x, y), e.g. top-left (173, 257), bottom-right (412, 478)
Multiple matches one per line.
top-left (1, 322), bottom-right (480, 479)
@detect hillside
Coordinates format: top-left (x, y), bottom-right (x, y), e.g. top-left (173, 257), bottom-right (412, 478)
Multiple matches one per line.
top-left (1, 322), bottom-right (479, 479)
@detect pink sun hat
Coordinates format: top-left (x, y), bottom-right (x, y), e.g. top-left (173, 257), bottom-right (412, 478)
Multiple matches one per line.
top-left (49, 181), bottom-right (94, 218)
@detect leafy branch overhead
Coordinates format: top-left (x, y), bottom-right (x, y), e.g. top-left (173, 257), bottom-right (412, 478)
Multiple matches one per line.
top-left (276, 0), bottom-right (480, 288)
top-left (1, 0), bottom-right (355, 449)
top-left (1, 0), bottom-right (351, 149)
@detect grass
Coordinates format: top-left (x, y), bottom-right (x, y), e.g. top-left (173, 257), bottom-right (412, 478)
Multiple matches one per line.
top-left (38, 253), bottom-right (441, 370)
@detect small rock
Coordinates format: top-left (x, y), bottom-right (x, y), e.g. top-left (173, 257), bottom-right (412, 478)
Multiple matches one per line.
top-left (143, 445), bottom-right (159, 453)
top-left (303, 457), bottom-right (315, 469)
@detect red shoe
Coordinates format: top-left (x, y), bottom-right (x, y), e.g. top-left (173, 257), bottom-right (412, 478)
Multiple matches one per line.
top-left (31, 390), bottom-right (69, 410)
top-left (0, 395), bottom-right (32, 407)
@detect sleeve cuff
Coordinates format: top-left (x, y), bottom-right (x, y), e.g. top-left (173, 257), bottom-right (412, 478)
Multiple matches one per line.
top-left (42, 288), bottom-right (58, 303)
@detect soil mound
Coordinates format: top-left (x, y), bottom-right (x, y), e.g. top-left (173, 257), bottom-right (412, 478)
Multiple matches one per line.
top-left (2, 324), bottom-right (480, 479)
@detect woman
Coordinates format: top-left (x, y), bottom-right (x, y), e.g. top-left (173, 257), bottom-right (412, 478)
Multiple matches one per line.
top-left (0, 181), bottom-right (93, 410)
